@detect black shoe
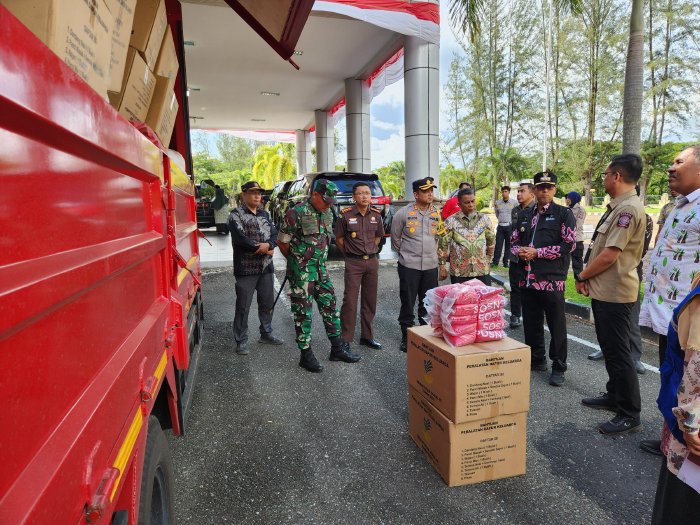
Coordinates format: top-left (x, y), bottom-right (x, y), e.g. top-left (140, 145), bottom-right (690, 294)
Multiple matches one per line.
top-left (359, 338), bottom-right (382, 350)
top-left (549, 370), bottom-right (565, 386)
top-left (588, 350), bottom-right (604, 361)
top-left (418, 317), bottom-right (428, 326)
top-left (503, 262), bottom-right (509, 268)
top-left (598, 415), bottom-right (642, 435)
top-left (491, 261), bottom-right (498, 267)
top-left (531, 361), bottom-right (548, 371)
top-left (259, 333), bottom-right (284, 345)
top-left (236, 342), bottom-right (250, 355)
top-left (634, 360), bottom-right (647, 375)
top-left (639, 439), bottom-right (663, 456)
top-left (329, 345), bottom-right (361, 363)
top-left (400, 327), bottom-right (408, 353)
top-left (581, 392), bottom-right (616, 412)
top-left (299, 351), bottom-right (323, 372)
top-left (509, 316), bottom-right (522, 328)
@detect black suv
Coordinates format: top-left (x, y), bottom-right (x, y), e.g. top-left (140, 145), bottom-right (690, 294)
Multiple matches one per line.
top-left (266, 180), bottom-right (294, 227)
top-left (272, 172), bottom-right (393, 242)
top-left (195, 178), bottom-right (216, 228)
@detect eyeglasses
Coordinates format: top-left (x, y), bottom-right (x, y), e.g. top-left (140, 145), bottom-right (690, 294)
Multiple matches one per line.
top-left (535, 184), bottom-right (555, 190)
top-left (601, 171), bottom-right (618, 178)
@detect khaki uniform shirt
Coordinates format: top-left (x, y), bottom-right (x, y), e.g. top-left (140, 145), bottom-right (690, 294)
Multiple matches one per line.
top-left (334, 205), bottom-right (384, 256)
top-left (390, 202), bottom-right (442, 270)
top-left (588, 190), bottom-right (646, 303)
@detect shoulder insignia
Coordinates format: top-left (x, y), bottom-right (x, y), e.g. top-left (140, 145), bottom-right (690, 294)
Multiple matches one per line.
top-left (341, 207), bottom-right (353, 214)
top-left (370, 207), bottom-right (382, 214)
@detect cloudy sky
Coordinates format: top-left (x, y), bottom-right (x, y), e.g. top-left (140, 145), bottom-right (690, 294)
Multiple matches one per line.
top-left (363, 2), bottom-right (463, 170)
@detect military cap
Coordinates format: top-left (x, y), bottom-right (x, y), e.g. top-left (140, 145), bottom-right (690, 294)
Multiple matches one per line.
top-left (533, 171), bottom-right (557, 186)
top-left (412, 177), bottom-right (436, 192)
top-left (313, 179), bottom-right (338, 204)
top-left (241, 181), bottom-right (262, 192)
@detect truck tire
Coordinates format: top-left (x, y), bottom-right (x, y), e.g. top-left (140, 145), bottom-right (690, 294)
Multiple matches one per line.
top-left (138, 416), bottom-right (176, 525)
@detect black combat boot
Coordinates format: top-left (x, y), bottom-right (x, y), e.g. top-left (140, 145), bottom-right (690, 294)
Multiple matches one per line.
top-left (299, 350), bottom-right (323, 372)
top-left (400, 326), bottom-right (408, 353)
top-left (329, 337), bottom-right (361, 363)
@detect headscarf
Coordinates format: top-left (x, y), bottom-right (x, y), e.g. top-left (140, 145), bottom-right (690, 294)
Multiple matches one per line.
top-left (566, 191), bottom-right (582, 208)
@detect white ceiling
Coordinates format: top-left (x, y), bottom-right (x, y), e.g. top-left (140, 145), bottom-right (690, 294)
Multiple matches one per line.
top-left (180, 2), bottom-right (402, 132)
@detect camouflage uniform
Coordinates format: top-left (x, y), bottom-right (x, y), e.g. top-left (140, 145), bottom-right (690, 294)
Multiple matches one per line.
top-left (277, 182), bottom-right (341, 351)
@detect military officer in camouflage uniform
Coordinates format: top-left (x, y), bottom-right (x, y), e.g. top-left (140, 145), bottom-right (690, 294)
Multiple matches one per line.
top-left (277, 179), bottom-right (361, 372)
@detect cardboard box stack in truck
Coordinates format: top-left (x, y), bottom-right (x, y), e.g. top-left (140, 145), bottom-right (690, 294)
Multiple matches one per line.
top-left (3, 0), bottom-right (178, 146)
top-left (407, 325), bottom-right (532, 487)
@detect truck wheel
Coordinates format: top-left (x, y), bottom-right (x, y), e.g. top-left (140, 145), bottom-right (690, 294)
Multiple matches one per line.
top-left (138, 416), bottom-right (176, 525)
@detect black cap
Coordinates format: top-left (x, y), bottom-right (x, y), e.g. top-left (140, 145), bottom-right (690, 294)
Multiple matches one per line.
top-left (241, 181), bottom-right (262, 192)
top-left (412, 177), bottom-right (436, 192)
top-left (534, 171), bottom-right (557, 186)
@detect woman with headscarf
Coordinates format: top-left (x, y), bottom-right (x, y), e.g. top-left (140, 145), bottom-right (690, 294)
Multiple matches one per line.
top-left (566, 191), bottom-right (586, 279)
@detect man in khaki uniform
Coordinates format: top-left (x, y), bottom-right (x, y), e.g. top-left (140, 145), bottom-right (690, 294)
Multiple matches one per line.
top-left (335, 182), bottom-right (385, 350)
top-left (577, 153), bottom-right (646, 436)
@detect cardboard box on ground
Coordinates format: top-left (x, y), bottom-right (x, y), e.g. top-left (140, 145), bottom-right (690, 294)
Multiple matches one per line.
top-left (130, 0), bottom-right (167, 71)
top-left (104, 0), bottom-right (137, 92)
top-left (146, 76), bottom-right (178, 146)
top-left (408, 386), bottom-right (527, 487)
top-left (407, 325), bottom-right (531, 423)
top-left (108, 47), bottom-right (155, 122)
top-left (2, 0), bottom-right (113, 97)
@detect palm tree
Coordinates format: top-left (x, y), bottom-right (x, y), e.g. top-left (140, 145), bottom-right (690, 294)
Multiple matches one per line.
top-left (252, 143), bottom-right (296, 188)
top-left (622, 0), bottom-right (644, 154)
top-left (484, 147), bottom-right (527, 203)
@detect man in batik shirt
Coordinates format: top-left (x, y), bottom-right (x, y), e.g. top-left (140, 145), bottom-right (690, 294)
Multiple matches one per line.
top-left (438, 188), bottom-right (495, 285)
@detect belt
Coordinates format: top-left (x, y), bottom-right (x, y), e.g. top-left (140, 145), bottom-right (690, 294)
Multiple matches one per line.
top-left (345, 253), bottom-right (377, 260)
top-left (498, 223), bottom-right (511, 227)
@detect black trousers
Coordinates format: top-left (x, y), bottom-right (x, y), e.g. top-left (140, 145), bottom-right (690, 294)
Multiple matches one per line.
top-left (521, 289), bottom-right (567, 372)
top-left (571, 241), bottom-right (584, 277)
top-left (658, 334), bottom-right (668, 366)
top-left (508, 265), bottom-right (522, 317)
top-left (451, 274), bottom-right (491, 286)
top-left (591, 299), bottom-right (641, 419)
top-left (493, 225), bottom-right (512, 265)
top-left (652, 459), bottom-right (700, 525)
top-left (233, 272), bottom-right (274, 344)
top-left (397, 263), bottom-right (438, 327)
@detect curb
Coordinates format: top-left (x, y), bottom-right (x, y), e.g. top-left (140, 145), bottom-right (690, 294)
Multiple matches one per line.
top-left (488, 273), bottom-right (659, 343)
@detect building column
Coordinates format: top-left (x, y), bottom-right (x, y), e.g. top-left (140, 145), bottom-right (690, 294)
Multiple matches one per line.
top-left (345, 78), bottom-right (371, 173)
top-left (314, 110), bottom-right (335, 172)
top-left (295, 129), bottom-right (311, 176)
top-left (404, 35), bottom-right (439, 199)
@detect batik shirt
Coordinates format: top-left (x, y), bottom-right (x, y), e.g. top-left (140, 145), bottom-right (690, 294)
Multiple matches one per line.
top-left (438, 211), bottom-right (495, 277)
top-left (661, 288), bottom-right (700, 476)
top-left (228, 205), bottom-right (276, 277)
top-left (510, 202), bottom-right (577, 291)
top-left (277, 201), bottom-right (334, 282)
top-left (640, 188), bottom-right (700, 334)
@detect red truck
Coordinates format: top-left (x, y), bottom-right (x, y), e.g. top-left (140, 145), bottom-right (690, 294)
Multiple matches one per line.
top-left (0, 5), bottom-right (203, 524)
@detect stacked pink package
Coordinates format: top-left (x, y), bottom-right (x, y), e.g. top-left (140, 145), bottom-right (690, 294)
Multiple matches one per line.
top-left (423, 280), bottom-right (506, 347)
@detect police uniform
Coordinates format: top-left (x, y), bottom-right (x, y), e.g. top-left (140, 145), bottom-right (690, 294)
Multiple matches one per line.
top-left (390, 177), bottom-right (443, 351)
top-left (584, 188), bottom-right (645, 421)
top-left (335, 204), bottom-right (385, 347)
top-left (277, 179), bottom-right (360, 372)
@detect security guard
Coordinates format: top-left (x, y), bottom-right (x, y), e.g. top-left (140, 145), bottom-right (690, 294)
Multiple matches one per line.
top-left (335, 182), bottom-right (385, 350)
top-left (578, 153), bottom-right (646, 435)
top-left (277, 179), bottom-right (361, 372)
top-left (391, 177), bottom-right (443, 352)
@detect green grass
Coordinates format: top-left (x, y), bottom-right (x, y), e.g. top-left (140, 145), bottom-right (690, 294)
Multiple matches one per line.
top-left (491, 266), bottom-right (645, 307)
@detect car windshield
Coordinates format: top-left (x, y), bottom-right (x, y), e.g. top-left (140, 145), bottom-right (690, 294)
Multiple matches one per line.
top-left (314, 178), bottom-right (383, 196)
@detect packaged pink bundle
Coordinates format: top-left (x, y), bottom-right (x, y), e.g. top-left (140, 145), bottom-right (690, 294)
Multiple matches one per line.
top-left (452, 303), bottom-right (480, 316)
top-left (443, 331), bottom-right (477, 347)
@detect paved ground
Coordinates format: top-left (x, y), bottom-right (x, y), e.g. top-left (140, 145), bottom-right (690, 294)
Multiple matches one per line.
top-left (168, 247), bottom-right (665, 525)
